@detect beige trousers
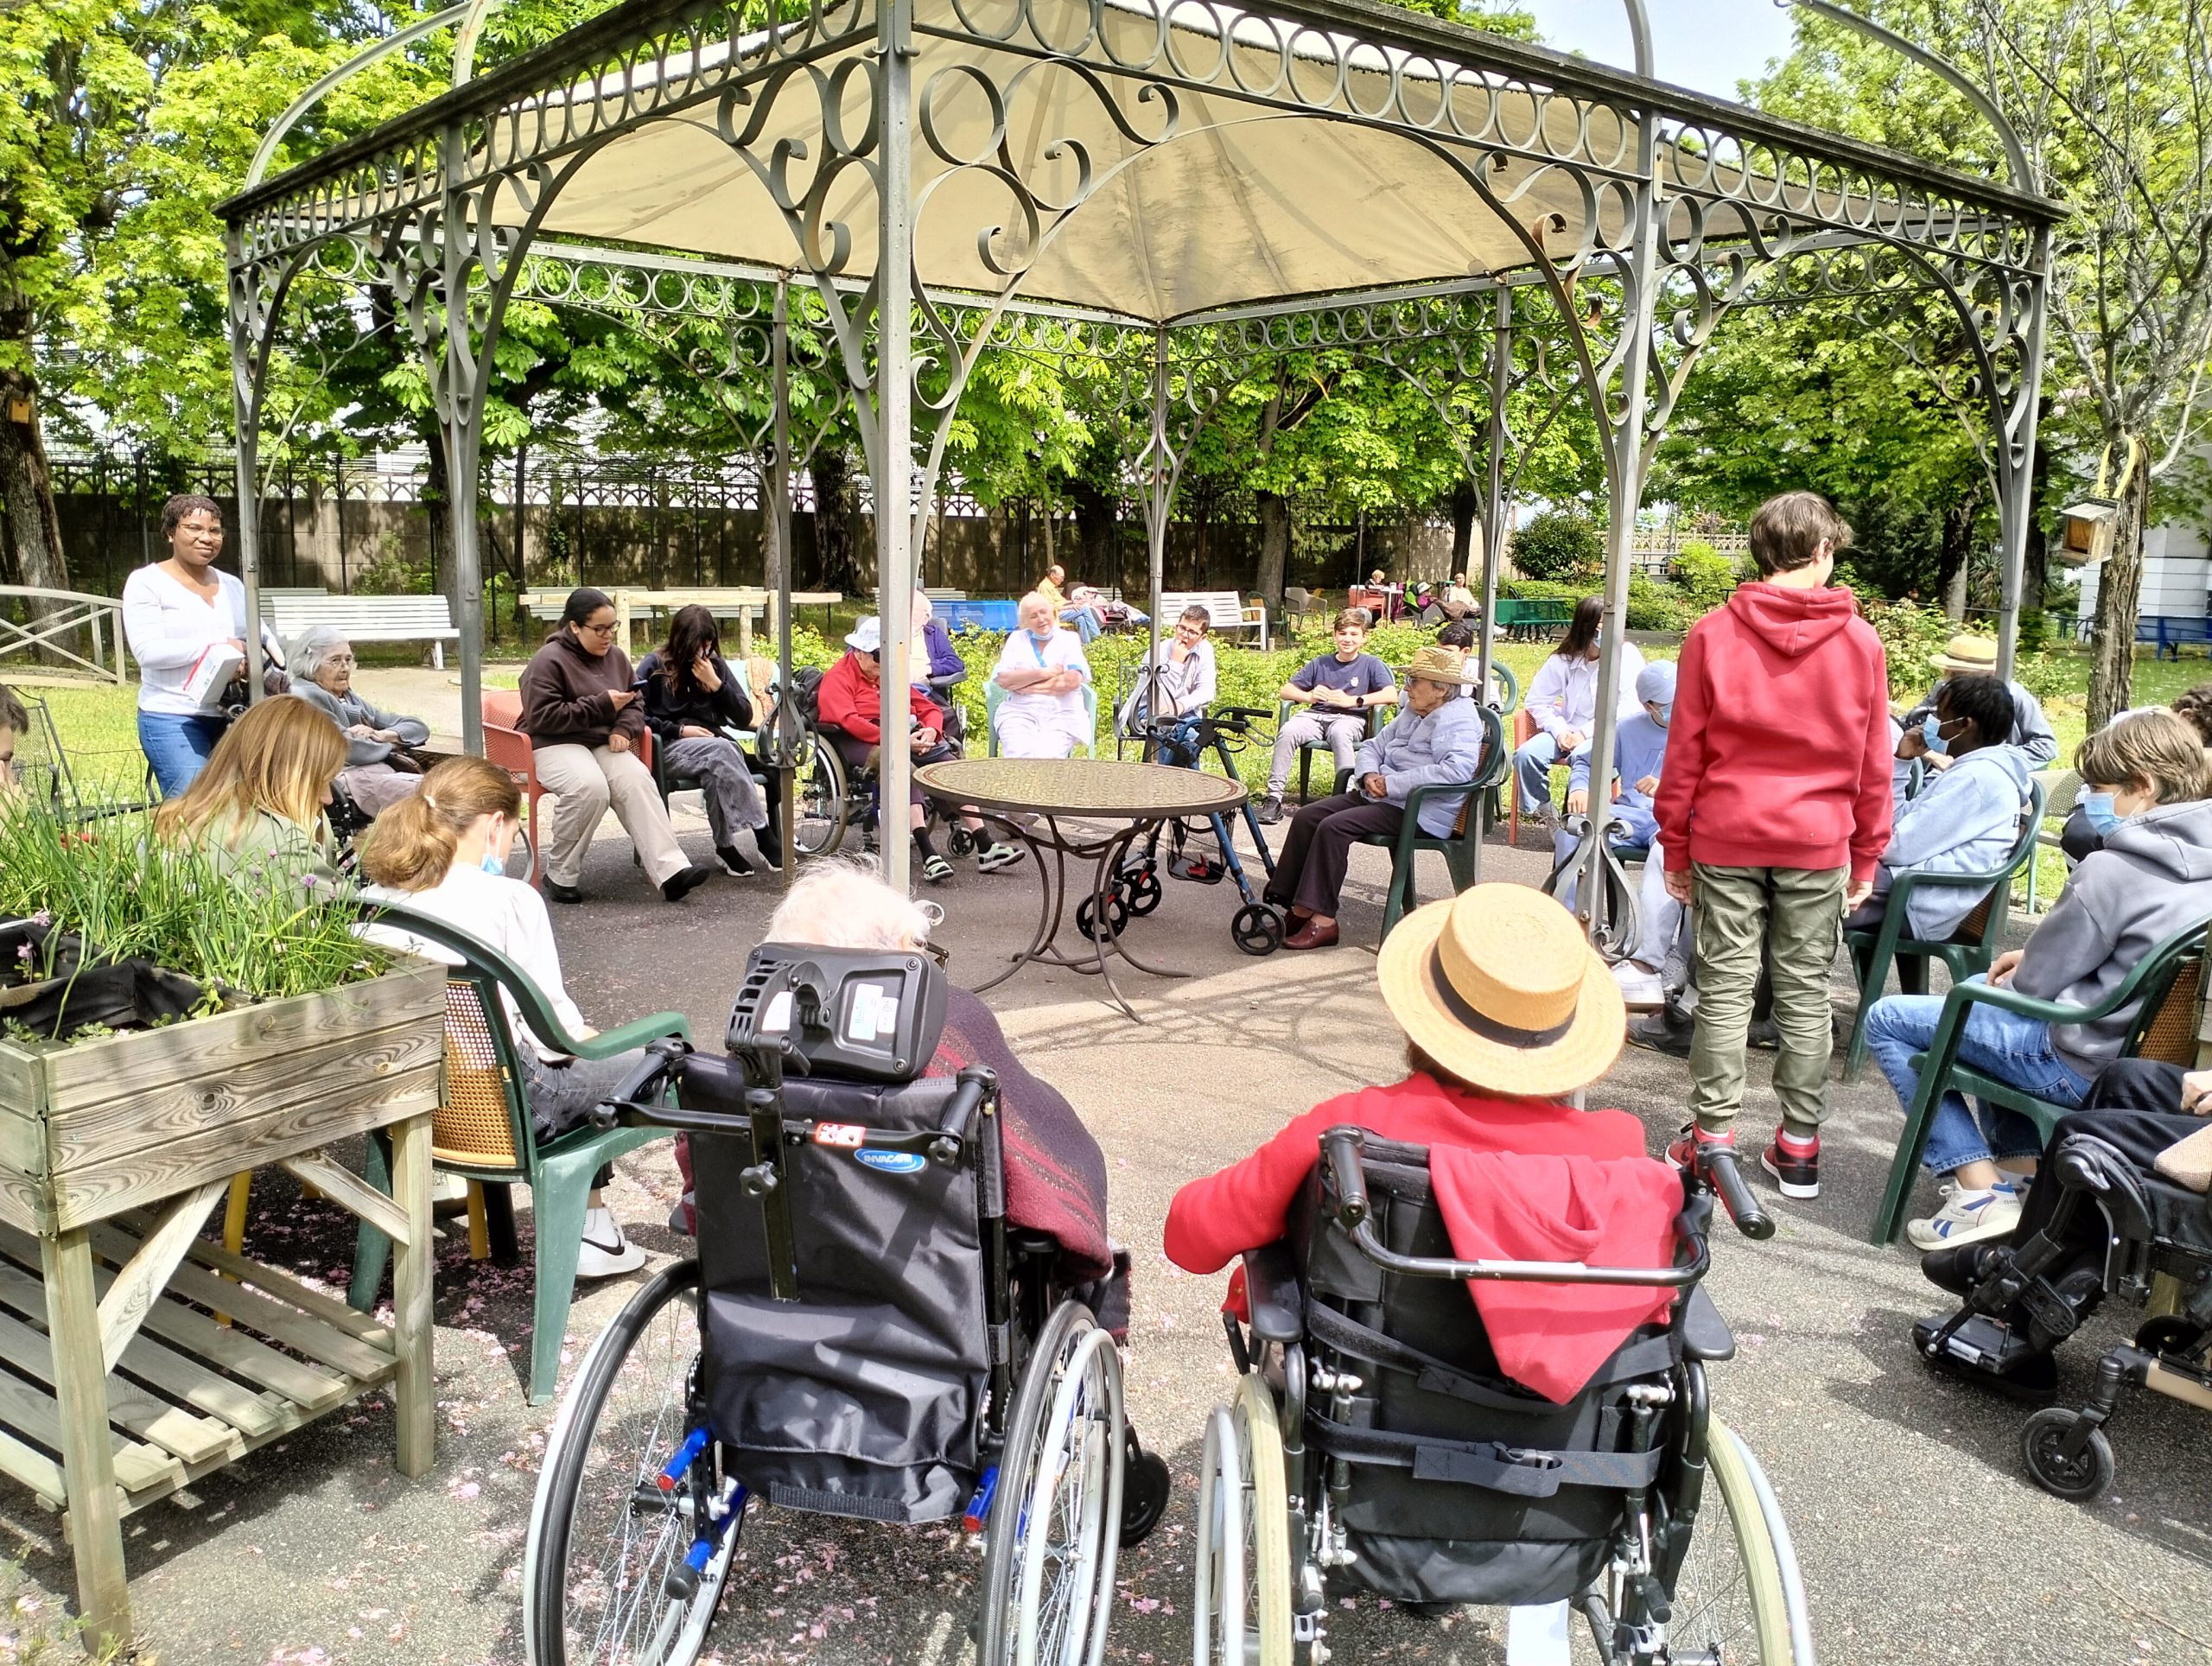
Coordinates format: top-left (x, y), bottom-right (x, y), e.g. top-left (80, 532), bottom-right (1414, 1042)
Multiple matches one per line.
top-left (532, 741), bottom-right (687, 888)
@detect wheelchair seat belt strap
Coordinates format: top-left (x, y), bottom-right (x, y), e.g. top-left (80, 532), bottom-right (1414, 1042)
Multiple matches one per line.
top-left (1305, 1301), bottom-right (1676, 1410)
top-left (1308, 1411), bottom-right (1665, 1499)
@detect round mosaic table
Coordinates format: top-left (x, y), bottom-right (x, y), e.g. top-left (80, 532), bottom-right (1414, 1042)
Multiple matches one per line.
top-left (914, 757), bottom-right (1248, 1019)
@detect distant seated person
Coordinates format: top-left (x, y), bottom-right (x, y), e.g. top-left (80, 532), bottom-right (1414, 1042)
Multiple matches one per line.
top-left (1262, 645), bottom-right (1484, 951)
top-left (1037, 563), bottom-right (1111, 645)
top-left (1348, 568), bottom-right (1392, 621)
top-left (518, 588), bottom-right (715, 906)
top-left (1255, 607), bottom-right (1399, 824)
top-left (991, 593), bottom-right (1094, 760)
top-left (912, 591), bottom-right (967, 698)
top-left (1552, 663), bottom-right (1680, 1009)
top-left (287, 626), bottom-right (429, 818)
top-left (359, 755), bottom-right (656, 1280)
top-left (2060, 684), bottom-right (2212, 862)
top-left (1843, 673), bottom-right (2031, 935)
top-left (0, 683), bottom-right (25, 799)
top-left (1114, 606), bottom-right (1216, 759)
top-left (817, 616), bottom-right (1021, 885)
top-left (1894, 632), bottom-right (2058, 803)
top-left (1517, 596), bottom-right (1645, 828)
top-left (1862, 710), bottom-right (2212, 1250)
top-left (636, 603), bottom-right (779, 878)
top-left (1412, 571), bottom-right (1477, 626)
top-left (1168, 886), bottom-right (1681, 1404)
top-left (151, 694), bottom-right (345, 883)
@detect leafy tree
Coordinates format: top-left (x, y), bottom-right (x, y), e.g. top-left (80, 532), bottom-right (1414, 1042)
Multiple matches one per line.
top-left (1510, 506), bottom-right (1605, 583)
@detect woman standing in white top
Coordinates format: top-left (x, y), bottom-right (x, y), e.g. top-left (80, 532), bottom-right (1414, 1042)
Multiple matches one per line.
top-left (359, 754), bottom-right (658, 1281)
top-left (991, 590), bottom-right (1094, 758)
top-left (1515, 595), bottom-right (1646, 823)
top-left (121, 494), bottom-right (284, 797)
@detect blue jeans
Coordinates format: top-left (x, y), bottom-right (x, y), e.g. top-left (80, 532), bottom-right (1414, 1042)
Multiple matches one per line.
top-left (1060, 607), bottom-right (1101, 645)
top-left (1861, 977), bottom-right (2094, 1173)
top-left (1514, 732), bottom-right (1589, 814)
top-left (138, 710), bottom-right (227, 798)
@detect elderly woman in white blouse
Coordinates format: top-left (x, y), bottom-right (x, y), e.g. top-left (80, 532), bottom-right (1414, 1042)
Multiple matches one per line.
top-left (991, 591), bottom-right (1094, 759)
top-left (288, 626), bottom-right (432, 816)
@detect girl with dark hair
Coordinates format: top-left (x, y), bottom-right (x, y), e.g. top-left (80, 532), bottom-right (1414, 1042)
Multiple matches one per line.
top-left (517, 588), bottom-right (713, 905)
top-left (121, 493), bottom-right (286, 797)
top-left (636, 604), bottom-right (779, 874)
top-left (1513, 594), bottom-right (1644, 826)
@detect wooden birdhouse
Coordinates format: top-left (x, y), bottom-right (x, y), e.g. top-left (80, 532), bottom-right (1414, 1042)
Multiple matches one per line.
top-left (2055, 498), bottom-right (2119, 567)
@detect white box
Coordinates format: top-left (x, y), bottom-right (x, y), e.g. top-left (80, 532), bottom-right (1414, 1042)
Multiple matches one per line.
top-left (181, 643), bottom-right (245, 708)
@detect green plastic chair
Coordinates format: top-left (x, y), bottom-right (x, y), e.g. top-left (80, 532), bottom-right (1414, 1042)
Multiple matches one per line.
top-left (1840, 779), bottom-right (2045, 1083)
top-left (1867, 918), bottom-right (2209, 1245)
top-left (1277, 697), bottom-right (1386, 804)
top-left (1332, 703), bottom-right (1509, 938)
top-left (985, 679), bottom-right (1097, 757)
top-left (352, 899), bottom-right (690, 1402)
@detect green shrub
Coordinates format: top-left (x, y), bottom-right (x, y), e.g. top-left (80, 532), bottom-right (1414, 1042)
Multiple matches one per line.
top-left (1861, 599), bottom-right (1953, 702)
top-left (1497, 579), bottom-right (1587, 602)
top-left (1510, 508), bottom-right (1605, 583)
top-left (1627, 573), bottom-right (1689, 632)
top-left (1670, 542), bottom-right (1739, 614)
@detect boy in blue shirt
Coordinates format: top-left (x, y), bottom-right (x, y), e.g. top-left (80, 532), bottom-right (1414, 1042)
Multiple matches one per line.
top-left (1257, 608), bottom-right (1399, 823)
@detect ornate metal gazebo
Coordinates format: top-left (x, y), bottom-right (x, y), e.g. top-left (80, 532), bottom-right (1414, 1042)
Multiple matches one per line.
top-left (219, 0), bottom-right (2062, 898)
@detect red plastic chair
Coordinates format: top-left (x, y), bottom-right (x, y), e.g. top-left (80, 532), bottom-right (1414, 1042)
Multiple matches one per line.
top-left (482, 690), bottom-right (545, 883)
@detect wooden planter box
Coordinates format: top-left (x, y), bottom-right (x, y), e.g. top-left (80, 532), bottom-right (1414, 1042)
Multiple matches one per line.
top-left (0, 958), bottom-right (445, 1237)
top-left (0, 957), bottom-right (447, 1650)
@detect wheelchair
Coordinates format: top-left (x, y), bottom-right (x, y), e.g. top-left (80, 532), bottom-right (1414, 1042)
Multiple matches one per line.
top-left (1195, 1129), bottom-right (1811, 1665)
top-left (1109, 704), bottom-right (1284, 955)
top-left (763, 666), bottom-right (856, 860)
top-left (1914, 1131), bottom-right (2212, 1504)
top-left (521, 944), bottom-right (1168, 1666)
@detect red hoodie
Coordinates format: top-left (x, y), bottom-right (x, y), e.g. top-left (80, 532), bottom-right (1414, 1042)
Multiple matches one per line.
top-left (1652, 582), bottom-right (1892, 882)
top-left (817, 651), bottom-right (945, 745)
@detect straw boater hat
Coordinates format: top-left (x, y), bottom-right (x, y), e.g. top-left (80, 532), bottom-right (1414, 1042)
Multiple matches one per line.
top-left (1931, 633), bottom-right (1999, 677)
top-left (1377, 883), bottom-right (1625, 1099)
top-left (1405, 643), bottom-right (1484, 686)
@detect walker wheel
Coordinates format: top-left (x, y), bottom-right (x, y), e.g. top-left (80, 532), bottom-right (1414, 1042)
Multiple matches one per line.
top-left (2020, 1408), bottom-right (2114, 1503)
top-left (1232, 903), bottom-right (1284, 957)
top-left (1120, 1438), bottom-right (1172, 1547)
top-left (1122, 868), bottom-right (1163, 918)
top-left (1077, 892), bottom-right (1130, 943)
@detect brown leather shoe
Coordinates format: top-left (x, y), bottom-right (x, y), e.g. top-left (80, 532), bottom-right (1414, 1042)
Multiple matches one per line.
top-left (1282, 918), bottom-right (1340, 951)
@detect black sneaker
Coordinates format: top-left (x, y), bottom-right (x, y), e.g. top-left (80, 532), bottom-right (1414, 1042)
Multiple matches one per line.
top-left (1627, 1005), bottom-right (1694, 1059)
top-left (1255, 795), bottom-right (1284, 826)
top-left (715, 844), bottom-right (755, 878)
top-left (659, 863), bottom-right (714, 902)
top-left (544, 879), bottom-right (583, 905)
top-left (1748, 1018), bottom-right (1781, 1051)
top-left (1759, 1131), bottom-right (1821, 1199)
top-left (754, 824), bottom-right (784, 871)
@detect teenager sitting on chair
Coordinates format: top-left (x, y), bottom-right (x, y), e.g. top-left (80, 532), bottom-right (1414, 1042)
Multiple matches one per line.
top-left (637, 603), bottom-right (779, 879)
top-left (1861, 710), bottom-right (2212, 1250)
top-left (359, 754), bottom-right (658, 1281)
top-left (1262, 645), bottom-right (1484, 951)
top-left (1516, 597), bottom-right (1645, 829)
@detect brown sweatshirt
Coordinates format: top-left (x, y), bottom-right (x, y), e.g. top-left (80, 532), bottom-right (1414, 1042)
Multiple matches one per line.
top-left (518, 629), bottom-right (646, 749)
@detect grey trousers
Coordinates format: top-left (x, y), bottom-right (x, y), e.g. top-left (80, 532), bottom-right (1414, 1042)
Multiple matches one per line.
top-left (1267, 711), bottom-right (1367, 798)
top-left (660, 734), bottom-right (767, 846)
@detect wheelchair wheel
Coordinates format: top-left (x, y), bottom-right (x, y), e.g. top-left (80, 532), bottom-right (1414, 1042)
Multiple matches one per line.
top-left (1192, 1374), bottom-right (1291, 1666)
top-left (791, 734), bottom-right (847, 859)
top-left (1231, 903), bottom-right (1283, 957)
top-left (2021, 1408), bottom-right (2115, 1503)
top-left (523, 1261), bottom-right (737, 1666)
top-left (1122, 865), bottom-right (1163, 918)
top-left (1647, 1417), bottom-right (1799, 1665)
top-left (1076, 891), bottom-right (1129, 943)
top-left (976, 1300), bottom-right (1124, 1666)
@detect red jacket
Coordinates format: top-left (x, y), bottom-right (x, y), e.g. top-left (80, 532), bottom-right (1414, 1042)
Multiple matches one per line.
top-left (1652, 582), bottom-right (1893, 883)
top-left (1162, 1073), bottom-right (1648, 1275)
top-left (817, 651), bottom-right (945, 746)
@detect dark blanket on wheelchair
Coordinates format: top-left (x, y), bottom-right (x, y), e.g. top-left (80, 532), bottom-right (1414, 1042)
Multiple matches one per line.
top-left (1293, 1148), bottom-right (1685, 1607)
top-left (690, 1070), bottom-right (997, 1524)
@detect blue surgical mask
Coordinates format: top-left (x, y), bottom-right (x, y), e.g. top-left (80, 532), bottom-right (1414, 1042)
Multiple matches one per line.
top-left (2081, 791), bottom-right (2120, 836)
top-left (481, 849), bottom-right (506, 876)
top-left (1648, 702), bottom-right (1671, 729)
top-left (1921, 713), bottom-right (1950, 757)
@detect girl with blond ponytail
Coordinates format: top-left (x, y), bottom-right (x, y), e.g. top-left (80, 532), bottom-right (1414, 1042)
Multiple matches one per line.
top-left (359, 755), bottom-right (657, 1281)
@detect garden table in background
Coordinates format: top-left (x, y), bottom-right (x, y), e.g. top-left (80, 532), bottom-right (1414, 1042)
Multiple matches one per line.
top-left (916, 757), bottom-right (1246, 1021)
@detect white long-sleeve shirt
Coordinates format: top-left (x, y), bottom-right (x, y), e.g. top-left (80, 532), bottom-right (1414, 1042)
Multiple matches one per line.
top-left (1524, 644), bottom-right (1647, 742)
top-left (363, 866), bottom-right (588, 1063)
top-left (121, 564), bottom-right (283, 715)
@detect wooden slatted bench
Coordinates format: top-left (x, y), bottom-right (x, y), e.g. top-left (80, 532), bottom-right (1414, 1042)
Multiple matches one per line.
top-left (1160, 589), bottom-right (1269, 651)
top-left (267, 594), bottom-right (461, 669)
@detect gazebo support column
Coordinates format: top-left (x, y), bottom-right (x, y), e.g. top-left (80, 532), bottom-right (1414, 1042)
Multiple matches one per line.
top-left (1140, 326), bottom-right (1173, 730)
top-left (1994, 231), bottom-right (2051, 682)
top-left (1475, 289), bottom-right (1512, 884)
top-left (440, 123), bottom-right (488, 756)
top-left (770, 277), bottom-right (799, 887)
top-left (873, 0), bottom-right (917, 895)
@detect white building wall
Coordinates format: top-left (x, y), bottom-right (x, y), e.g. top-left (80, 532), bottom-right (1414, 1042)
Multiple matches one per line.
top-left (2073, 519), bottom-right (2212, 620)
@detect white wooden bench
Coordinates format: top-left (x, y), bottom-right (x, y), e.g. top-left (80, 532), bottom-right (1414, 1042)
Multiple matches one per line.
top-left (268, 595), bottom-right (460, 669)
top-left (1160, 589), bottom-right (1269, 651)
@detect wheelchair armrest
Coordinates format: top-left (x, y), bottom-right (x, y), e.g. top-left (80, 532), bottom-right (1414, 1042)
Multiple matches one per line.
top-left (1681, 1284), bottom-right (1736, 1362)
top-left (1241, 1240), bottom-right (1304, 1345)
top-left (2050, 1133), bottom-right (2159, 1243)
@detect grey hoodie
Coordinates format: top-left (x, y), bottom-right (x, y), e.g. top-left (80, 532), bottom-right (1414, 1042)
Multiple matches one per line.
top-left (2012, 798), bottom-right (2212, 1078)
top-left (1876, 743), bottom-right (2034, 940)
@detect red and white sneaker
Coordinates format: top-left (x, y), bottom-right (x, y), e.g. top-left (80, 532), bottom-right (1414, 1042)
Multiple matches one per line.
top-left (1760, 1128), bottom-right (1821, 1199)
top-left (1664, 1122), bottom-right (1735, 1172)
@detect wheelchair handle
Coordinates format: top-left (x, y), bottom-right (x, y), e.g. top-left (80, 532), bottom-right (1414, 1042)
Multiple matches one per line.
top-left (1324, 1127), bottom-right (1372, 1228)
top-left (927, 1067), bottom-right (998, 1168)
top-left (1700, 1147), bottom-right (1774, 1241)
top-left (588, 1037), bottom-right (693, 1129)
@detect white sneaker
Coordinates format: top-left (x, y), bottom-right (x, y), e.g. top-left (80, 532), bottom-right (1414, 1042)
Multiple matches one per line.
top-left (1611, 961), bottom-right (1666, 1011)
top-left (1905, 1186), bottom-right (2022, 1251)
top-left (575, 1208), bottom-right (648, 1280)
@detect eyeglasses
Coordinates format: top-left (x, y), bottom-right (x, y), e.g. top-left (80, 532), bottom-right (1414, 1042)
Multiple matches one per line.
top-left (578, 620), bottom-right (617, 637)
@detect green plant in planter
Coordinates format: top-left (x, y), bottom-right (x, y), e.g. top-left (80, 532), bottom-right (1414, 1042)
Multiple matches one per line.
top-left (0, 801), bottom-right (391, 1024)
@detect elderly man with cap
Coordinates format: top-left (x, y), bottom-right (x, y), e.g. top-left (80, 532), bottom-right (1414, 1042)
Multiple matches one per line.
top-left (1895, 633), bottom-right (2057, 799)
top-left (1167, 886), bottom-right (1681, 1403)
top-left (1262, 643), bottom-right (1488, 951)
top-left (815, 615), bottom-right (1023, 884)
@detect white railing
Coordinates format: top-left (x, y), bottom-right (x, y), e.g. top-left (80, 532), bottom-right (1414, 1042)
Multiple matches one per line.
top-left (0, 588), bottom-right (129, 684)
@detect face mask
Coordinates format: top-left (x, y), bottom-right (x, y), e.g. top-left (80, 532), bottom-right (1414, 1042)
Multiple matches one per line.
top-left (2081, 791), bottom-right (2121, 836)
top-left (481, 849), bottom-right (506, 876)
top-left (1647, 703), bottom-right (1671, 728)
top-left (1921, 713), bottom-right (1950, 757)
top-left (1592, 629), bottom-right (1604, 652)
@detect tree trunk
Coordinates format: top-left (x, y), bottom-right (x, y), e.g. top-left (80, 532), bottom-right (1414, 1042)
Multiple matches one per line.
top-left (0, 293), bottom-right (74, 664)
top-left (2088, 438), bottom-right (2154, 732)
top-left (810, 448), bottom-right (862, 595)
top-left (1068, 478), bottom-right (1118, 588)
top-left (1937, 492), bottom-right (1977, 621)
top-left (1255, 490), bottom-right (1292, 602)
top-left (1450, 480), bottom-right (1478, 576)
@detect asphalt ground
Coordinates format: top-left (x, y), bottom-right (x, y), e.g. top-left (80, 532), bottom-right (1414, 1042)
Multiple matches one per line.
top-left (3, 789), bottom-right (2209, 1665)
